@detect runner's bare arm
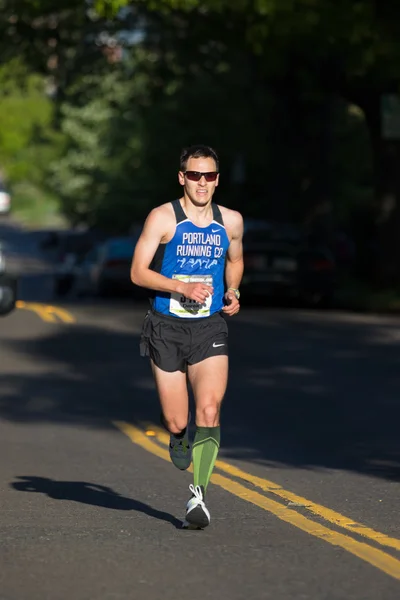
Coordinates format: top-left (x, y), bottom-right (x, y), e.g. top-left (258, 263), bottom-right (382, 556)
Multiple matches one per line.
top-left (130, 207), bottom-right (184, 294)
top-left (224, 210), bottom-right (244, 291)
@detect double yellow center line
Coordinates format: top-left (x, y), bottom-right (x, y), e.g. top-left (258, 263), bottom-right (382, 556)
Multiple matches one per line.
top-left (16, 301), bottom-right (75, 323)
top-left (114, 420), bottom-right (400, 582)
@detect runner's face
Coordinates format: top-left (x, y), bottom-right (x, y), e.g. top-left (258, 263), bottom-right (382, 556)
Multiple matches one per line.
top-left (178, 157), bottom-right (219, 206)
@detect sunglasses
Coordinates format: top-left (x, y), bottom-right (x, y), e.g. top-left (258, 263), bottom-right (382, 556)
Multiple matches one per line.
top-left (184, 171), bottom-right (218, 182)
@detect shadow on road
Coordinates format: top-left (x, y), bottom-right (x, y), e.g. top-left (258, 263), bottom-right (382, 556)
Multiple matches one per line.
top-left (1, 307), bottom-right (400, 482)
top-left (11, 475), bottom-right (182, 528)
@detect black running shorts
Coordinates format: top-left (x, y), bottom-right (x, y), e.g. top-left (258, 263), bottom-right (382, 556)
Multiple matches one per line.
top-left (140, 309), bottom-right (228, 373)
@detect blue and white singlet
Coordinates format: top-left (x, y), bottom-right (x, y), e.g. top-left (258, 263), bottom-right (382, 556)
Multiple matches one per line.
top-left (150, 199), bottom-right (230, 318)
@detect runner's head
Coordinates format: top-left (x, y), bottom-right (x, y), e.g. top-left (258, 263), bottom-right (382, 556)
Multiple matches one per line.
top-left (178, 145), bottom-right (219, 207)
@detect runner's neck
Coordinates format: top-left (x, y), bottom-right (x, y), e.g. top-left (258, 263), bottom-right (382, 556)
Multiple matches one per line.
top-left (180, 197), bottom-right (214, 227)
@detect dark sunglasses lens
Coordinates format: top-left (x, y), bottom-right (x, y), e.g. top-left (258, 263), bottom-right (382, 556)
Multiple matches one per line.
top-left (204, 172), bottom-right (218, 182)
top-left (185, 171), bottom-right (218, 182)
top-left (185, 171), bottom-right (202, 181)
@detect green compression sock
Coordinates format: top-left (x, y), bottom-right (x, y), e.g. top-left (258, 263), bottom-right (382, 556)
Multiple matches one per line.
top-left (192, 426), bottom-right (221, 494)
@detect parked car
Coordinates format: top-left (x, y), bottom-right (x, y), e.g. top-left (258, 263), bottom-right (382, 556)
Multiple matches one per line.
top-left (0, 183), bottom-right (11, 216)
top-left (41, 229), bottom-right (100, 260)
top-left (0, 241), bottom-right (18, 315)
top-left (45, 230), bottom-right (103, 296)
top-left (241, 223), bottom-right (336, 307)
top-left (73, 236), bottom-right (139, 297)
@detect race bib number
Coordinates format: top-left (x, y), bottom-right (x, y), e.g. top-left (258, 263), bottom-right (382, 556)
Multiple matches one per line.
top-left (170, 274), bottom-right (213, 318)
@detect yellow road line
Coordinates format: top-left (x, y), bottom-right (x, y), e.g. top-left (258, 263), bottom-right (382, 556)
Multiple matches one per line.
top-left (43, 305), bottom-right (76, 323)
top-left (16, 301), bottom-right (75, 324)
top-left (16, 301), bottom-right (57, 322)
top-left (114, 421), bottom-right (400, 582)
top-left (146, 423), bottom-right (400, 553)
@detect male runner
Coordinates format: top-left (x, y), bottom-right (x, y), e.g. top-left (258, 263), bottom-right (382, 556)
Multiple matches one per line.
top-left (130, 144), bottom-right (244, 528)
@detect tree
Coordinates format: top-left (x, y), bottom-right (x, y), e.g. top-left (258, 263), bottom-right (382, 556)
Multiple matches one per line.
top-left (3, 0), bottom-right (400, 280)
top-left (0, 58), bottom-right (62, 218)
top-left (110, 0), bottom-right (400, 284)
top-left (48, 6), bottom-right (271, 229)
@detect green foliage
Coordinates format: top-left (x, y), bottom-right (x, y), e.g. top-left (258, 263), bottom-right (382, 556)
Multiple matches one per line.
top-left (1, 0), bottom-right (399, 237)
top-left (330, 101), bottom-right (373, 223)
top-left (46, 10), bottom-right (277, 229)
top-left (103, 0), bottom-right (400, 83)
top-left (11, 182), bottom-right (64, 227)
top-left (0, 59), bottom-right (63, 224)
top-left (49, 63), bottom-right (154, 228)
top-left (0, 60), bottom-right (53, 170)
top-left (94, 0), bottom-right (131, 17)
top-left (0, 0), bottom-right (86, 74)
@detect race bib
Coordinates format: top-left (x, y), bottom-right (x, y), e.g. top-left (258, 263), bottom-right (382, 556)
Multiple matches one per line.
top-left (170, 274), bottom-right (213, 318)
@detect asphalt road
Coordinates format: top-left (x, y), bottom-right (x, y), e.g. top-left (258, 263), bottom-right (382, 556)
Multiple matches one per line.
top-left (1, 218), bottom-right (400, 600)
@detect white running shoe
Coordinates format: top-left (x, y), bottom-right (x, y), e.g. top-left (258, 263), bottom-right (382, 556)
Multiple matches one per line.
top-left (182, 484), bottom-right (210, 529)
top-left (169, 413), bottom-right (192, 471)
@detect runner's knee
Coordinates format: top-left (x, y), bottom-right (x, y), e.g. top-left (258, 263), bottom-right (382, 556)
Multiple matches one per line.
top-left (196, 403), bottom-right (220, 427)
top-left (162, 414), bottom-right (188, 435)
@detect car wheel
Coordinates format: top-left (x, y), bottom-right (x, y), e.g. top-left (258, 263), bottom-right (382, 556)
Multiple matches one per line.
top-left (0, 274), bottom-right (17, 316)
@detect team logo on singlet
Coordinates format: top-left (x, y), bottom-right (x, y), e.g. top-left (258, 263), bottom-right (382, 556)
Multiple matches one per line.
top-left (176, 231), bottom-right (224, 270)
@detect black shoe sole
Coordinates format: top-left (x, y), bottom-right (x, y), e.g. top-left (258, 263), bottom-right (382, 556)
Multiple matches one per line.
top-left (185, 506), bottom-right (210, 529)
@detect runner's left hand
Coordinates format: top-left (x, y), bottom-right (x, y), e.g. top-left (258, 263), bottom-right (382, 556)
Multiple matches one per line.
top-left (222, 291), bottom-right (240, 316)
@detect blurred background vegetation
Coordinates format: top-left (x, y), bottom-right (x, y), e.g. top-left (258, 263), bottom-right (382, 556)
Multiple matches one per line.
top-left (1, 0), bottom-right (400, 306)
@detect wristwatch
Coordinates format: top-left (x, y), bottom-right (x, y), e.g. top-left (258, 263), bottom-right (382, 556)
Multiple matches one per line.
top-left (228, 287), bottom-right (240, 300)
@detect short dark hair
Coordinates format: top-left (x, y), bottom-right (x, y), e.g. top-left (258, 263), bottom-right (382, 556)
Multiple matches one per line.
top-left (180, 144), bottom-right (219, 172)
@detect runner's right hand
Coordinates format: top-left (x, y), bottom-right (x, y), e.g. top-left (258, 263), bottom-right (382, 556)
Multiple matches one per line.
top-left (180, 282), bottom-right (213, 303)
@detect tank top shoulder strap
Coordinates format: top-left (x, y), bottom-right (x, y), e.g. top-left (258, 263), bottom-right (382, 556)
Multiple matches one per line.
top-left (212, 203), bottom-right (224, 226)
top-left (171, 199), bottom-right (187, 224)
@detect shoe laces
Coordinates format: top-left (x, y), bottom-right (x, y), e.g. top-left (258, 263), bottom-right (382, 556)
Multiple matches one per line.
top-left (171, 438), bottom-right (189, 453)
top-left (189, 484), bottom-right (205, 506)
